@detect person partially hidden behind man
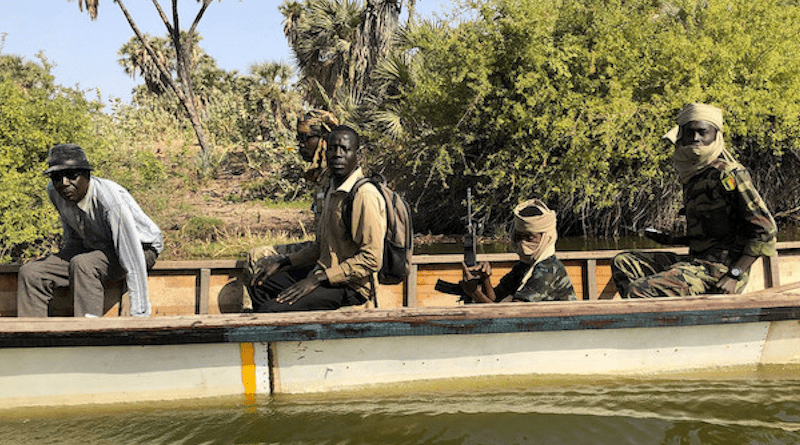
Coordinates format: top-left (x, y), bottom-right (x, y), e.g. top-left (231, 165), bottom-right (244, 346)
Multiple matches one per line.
top-left (245, 110), bottom-right (338, 303)
top-left (17, 144), bottom-right (163, 317)
top-left (459, 199), bottom-right (576, 303)
top-left (249, 125), bottom-right (386, 312)
top-left (611, 103), bottom-right (777, 298)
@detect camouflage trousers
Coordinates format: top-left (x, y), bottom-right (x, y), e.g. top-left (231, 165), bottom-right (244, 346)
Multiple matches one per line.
top-left (610, 251), bottom-right (746, 299)
top-left (243, 241), bottom-right (314, 309)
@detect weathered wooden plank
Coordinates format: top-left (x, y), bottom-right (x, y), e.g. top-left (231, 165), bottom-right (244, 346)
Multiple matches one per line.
top-left (586, 259), bottom-right (598, 300)
top-left (198, 268), bottom-right (210, 315)
top-left (765, 255), bottom-right (781, 288)
top-left (2, 283), bottom-right (799, 348)
top-left (405, 264), bottom-right (418, 307)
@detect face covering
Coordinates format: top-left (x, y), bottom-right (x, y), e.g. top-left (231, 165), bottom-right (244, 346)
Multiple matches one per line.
top-left (663, 103), bottom-right (735, 183)
top-left (512, 199), bottom-right (557, 266)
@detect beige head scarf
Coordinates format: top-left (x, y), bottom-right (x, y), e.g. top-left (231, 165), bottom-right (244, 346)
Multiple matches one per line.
top-left (512, 199), bottom-right (558, 293)
top-left (663, 103), bottom-right (736, 183)
top-left (513, 199), bottom-right (558, 265)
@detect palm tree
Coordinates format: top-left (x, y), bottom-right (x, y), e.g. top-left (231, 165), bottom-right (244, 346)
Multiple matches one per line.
top-left (352, 0), bottom-right (402, 94)
top-left (280, 0), bottom-right (403, 116)
top-left (247, 61), bottom-right (302, 135)
top-left (118, 32), bottom-right (204, 98)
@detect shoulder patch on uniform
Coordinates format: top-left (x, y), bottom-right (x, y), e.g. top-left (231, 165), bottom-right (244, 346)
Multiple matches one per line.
top-left (721, 173), bottom-right (737, 191)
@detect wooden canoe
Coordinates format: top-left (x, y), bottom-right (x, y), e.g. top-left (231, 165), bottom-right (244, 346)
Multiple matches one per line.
top-left (1, 243), bottom-right (799, 409)
top-left (2, 242), bottom-right (798, 316)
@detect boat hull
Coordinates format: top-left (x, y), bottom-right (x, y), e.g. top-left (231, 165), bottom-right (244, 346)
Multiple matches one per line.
top-left (2, 284), bottom-right (800, 409)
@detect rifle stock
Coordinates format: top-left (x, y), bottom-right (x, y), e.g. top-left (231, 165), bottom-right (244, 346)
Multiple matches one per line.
top-left (434, 279), bottom-right (474, 303)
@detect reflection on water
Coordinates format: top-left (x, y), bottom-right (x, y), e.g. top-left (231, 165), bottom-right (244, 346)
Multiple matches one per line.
top-left (3, 367), bottom-right (800, 445)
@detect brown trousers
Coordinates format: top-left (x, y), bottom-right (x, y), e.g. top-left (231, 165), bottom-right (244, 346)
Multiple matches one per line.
top-left (17, 247), bottom-right (156, 317)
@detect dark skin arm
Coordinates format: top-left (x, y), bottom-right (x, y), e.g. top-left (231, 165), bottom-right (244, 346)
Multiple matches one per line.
top-left (644, 228), bottom-right (688, 247)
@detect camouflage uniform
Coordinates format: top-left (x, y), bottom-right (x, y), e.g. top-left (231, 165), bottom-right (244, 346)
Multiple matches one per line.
top-left (498, 255), bottom-right (577, 302)
top-left (245, 110), bottom-right (338, 303)
top-left (612, 158), bottom-right (777, 298)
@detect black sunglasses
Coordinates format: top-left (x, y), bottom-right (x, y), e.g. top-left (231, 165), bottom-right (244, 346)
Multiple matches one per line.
top-left (50, 170), bottom-right (85, 181)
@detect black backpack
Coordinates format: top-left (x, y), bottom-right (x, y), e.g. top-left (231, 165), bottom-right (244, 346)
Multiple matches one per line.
top-left (344, 174), bottom-right (413, 286)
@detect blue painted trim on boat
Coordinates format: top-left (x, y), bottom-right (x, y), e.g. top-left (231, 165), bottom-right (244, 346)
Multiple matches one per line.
top-left (223, 305), bottom-right (800, 343)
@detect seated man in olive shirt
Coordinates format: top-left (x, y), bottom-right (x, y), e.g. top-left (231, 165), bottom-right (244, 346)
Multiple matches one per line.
top-left (250, 125), bottom-right (387, 312)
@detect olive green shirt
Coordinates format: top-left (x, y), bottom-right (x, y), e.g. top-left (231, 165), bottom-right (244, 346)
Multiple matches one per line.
top-left (684, 158), bottom-right (777, 264)
top-left (288, 168), bottom-right (387, 298)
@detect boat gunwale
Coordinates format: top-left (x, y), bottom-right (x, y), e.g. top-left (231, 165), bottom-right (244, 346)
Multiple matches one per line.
top-left (2, 282), bottom-right (799, 348)
top-left (1, 240), bottom-right (798, 273)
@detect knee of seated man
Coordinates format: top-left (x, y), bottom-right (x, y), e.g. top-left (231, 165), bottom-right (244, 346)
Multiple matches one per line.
top-left (17, 260), bottom-right (38, 281)
top-left (68, 253), bottom-right (102, 276)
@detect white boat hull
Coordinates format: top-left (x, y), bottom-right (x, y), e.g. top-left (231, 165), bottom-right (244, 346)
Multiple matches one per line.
top-left (3, 286), bottom-right (800, 409)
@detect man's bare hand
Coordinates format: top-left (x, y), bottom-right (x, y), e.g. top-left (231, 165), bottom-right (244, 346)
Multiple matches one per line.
top-left (644, 228), bottom-right (672, 246)
top-left (463, 261), bottom-right (492, 280)
top-left (714, 275), bottom-right (738, 294)
top-left (249, 255), bottom-right (287, 287)
top-left (459, 261), bottom-right (493, 303)
top-left (276, 272), bottom-right (325, 305)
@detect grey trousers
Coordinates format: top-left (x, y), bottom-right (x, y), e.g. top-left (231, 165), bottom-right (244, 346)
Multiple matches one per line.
top-left (16, 247), bottom-right (156, 317)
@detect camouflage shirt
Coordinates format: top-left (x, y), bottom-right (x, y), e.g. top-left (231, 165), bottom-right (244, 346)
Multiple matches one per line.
top-left (498, 255), bottom-right (577, 302)
top-left (683, 158), bottom-right (777, 265)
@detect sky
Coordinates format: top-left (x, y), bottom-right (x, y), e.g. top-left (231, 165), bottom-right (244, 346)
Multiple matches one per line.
top-left (0, 1), bottom-right (448, 108)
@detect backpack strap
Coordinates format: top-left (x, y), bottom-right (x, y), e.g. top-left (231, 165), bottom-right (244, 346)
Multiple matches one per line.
top-left (343, 176), bottom-right (373, 240)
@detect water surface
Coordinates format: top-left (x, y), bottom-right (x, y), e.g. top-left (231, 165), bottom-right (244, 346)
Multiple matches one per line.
top-left (3, 367), bottom-right (800, 444)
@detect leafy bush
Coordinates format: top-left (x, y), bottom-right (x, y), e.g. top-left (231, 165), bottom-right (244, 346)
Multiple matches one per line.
top-left (370, 0), bottom-right (800, 236)
top-left (0, 54), bottom-right (108, 261)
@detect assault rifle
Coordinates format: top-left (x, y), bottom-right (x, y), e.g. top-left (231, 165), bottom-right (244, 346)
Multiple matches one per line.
top-left (463, 187), bottom-right (477, 267)
top-left (435, 188), bottom-right (479, 302)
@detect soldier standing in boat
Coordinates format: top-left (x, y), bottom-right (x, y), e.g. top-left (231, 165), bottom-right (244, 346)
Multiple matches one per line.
top-left (611, 103), bottom-right (777, 298)
top-left (245, 110), bottom-right (338, 301)
top-left (17, 144), bottom-right (163, 317)
top-left (249, 125), bottom-right (387, 312)
top-left (458, 199), bottom-right (576, 303)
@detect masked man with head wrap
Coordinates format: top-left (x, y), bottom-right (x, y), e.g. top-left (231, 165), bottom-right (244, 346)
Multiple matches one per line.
top-left (459, 199), bottom-right (576, 303)
top-left (611, 103), bottom-right (777, 298)
top-left (245, 110), bottom-right (339, 303)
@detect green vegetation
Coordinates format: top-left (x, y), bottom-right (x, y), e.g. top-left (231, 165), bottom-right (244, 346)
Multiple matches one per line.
top-left (2, 0), bottom-right (800, 263)
top-left (0, 53), bottom-right (107, 260)
top-left (365, 0), bottom-right (800, 235)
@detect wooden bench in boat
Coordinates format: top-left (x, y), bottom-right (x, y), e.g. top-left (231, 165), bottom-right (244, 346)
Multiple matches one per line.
top-left (1, 242), bottom-right (798, 317)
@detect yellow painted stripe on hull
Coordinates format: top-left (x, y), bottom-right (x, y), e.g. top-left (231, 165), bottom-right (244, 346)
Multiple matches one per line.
top-left (239, 342), bottom-right (257, 404)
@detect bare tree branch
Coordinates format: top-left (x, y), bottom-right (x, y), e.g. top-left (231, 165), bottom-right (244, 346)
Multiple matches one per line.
top-left (149, 0), bottom-right (175, 35)
top-left (189, 0), bottom-right (215, 35)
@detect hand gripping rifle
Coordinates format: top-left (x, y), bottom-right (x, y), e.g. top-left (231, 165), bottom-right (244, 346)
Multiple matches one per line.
top-left (435, 188), bottom-right (478, 302)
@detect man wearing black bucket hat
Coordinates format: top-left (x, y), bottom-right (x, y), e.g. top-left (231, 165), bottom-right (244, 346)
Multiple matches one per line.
top-left (17, 144), bottom-right (163, 317)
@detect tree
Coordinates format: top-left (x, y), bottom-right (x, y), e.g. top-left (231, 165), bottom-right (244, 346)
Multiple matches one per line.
top-left (71, 0), bottom-right (217, 170)
top-left (280, 0), bottom-right (403, 119)
top-left (0, 54), bottom-right (108, 261)
top-left (368, 0), bottom-right (800, 235)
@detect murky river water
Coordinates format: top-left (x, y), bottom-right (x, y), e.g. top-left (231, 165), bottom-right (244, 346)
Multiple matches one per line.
top-left (3, 367), bottom-right (800, 444)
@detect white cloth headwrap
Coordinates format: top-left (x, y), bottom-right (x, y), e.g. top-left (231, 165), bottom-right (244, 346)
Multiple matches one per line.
top-left (512, 199), bottom-right (558, 292)
top-left (663, 103), bottom-right (736, 183)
